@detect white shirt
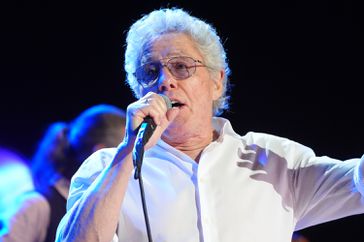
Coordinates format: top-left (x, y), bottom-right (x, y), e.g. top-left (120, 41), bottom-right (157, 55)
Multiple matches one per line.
top-left (64, 117), bottom-right (364, 242)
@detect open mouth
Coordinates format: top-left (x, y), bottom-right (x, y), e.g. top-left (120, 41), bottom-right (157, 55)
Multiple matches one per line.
top-left (171, 100), bottom-right (184, 108)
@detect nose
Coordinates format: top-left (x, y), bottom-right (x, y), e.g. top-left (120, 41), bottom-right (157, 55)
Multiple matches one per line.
top-left (158, 66), bottom-right (177, 92)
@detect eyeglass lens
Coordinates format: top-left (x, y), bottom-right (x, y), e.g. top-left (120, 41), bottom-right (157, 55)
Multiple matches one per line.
top-left (135, 56), bottom-right (198, 87)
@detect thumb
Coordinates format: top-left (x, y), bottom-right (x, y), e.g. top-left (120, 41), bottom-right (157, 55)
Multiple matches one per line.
top-left (166, 107), bottom-right (180, 123)
top-left (143, 107), bottom-right (180, 150)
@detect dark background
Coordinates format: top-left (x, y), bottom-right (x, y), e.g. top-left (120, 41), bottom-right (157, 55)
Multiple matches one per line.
top-left (0, 0), bottom-right (363, 241)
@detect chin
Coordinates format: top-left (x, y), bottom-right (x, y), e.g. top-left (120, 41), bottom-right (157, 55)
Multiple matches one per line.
top-left (169, 115), bottom-right (189, 128)
top-left (163, 118), bottom-right (187, 136)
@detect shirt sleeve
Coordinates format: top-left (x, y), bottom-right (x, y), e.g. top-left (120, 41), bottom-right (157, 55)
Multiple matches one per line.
top-left (292, 154), bottom-right (364, 230)
top-left (58, 148), bottom-right (118, 242)
top-left (66, 148), bottom-right (116, 211)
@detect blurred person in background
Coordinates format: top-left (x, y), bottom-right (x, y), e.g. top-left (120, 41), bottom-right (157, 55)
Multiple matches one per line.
top-left (0, 146), bottom-right (34, 238)
top-left (292, 232), bottom-right (310, 242)
top-left (0, 104), bottom-right (126, 242)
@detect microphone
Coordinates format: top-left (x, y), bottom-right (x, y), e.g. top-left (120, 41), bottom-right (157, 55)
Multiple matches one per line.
top-left (133, 94), bottom-right (171, 179)
top-left (138, 94), bottom-right (172, 146)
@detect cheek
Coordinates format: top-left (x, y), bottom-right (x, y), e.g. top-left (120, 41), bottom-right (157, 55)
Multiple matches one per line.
top-left (189, 81), bottom-right (215, 107)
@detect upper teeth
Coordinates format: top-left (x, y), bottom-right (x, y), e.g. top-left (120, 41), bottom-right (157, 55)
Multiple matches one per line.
top-left (171, 101), bottom-right (182, 107)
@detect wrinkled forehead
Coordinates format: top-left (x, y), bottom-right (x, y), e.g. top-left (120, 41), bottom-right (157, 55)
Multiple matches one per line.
top-left (138, 32), bottom-right (200, 65)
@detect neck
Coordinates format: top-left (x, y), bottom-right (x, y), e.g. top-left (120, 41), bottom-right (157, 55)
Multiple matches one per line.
top-left (163, 129), bottom-right (218, 162)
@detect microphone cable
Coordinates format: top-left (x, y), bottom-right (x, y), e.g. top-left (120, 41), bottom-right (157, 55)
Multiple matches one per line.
top-left (133, 117), bottom-right (156, 242)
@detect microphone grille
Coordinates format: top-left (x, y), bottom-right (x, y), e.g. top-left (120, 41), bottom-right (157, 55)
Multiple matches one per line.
top-left (160, 94), bottom-right (172, 110)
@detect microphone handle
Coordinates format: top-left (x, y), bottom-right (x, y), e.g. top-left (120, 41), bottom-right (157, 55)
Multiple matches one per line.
top-left (133, 116), bottom-right (155, 179)
top-left (139, 116), bottom-right (156, 146)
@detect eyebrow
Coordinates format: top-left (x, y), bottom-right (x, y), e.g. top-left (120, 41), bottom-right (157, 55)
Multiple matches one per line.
top-left (140, 51), bottom-right (187, 63)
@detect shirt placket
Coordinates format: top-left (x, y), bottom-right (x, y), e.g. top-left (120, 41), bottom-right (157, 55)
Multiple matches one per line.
top-left (197, 143), bottom-right (219, 242)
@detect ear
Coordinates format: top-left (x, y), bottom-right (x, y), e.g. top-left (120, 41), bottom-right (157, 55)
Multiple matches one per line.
top-left (212, 70), bottom-right (224, 101)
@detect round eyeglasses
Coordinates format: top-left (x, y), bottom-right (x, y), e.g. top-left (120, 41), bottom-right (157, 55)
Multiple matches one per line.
top-left (133, 56), bottom-right (207, 88)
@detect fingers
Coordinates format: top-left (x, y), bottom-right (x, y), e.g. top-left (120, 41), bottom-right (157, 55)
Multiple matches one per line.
top-left (126, 92), bottom-right (172, 138)
top-left (124, 92), bottom-right (177, 149)
top-left (138, 92), bottom-right (170, 126)
top-left (166, 107), bottom-right (180, 123)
